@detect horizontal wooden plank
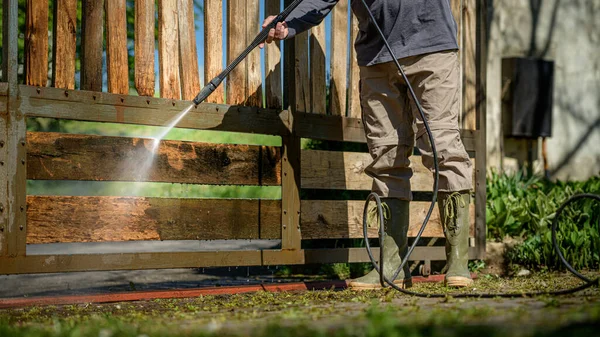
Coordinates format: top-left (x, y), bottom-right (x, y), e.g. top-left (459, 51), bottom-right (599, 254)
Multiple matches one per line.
top-left (296, 112), bottom-right (477, 152)
top-left (26, 196), bottom-right (281, 244)
top-left (18, 85), bottom-right (290, 136)
top-left (301, 150), bottom-right (475, 191)
top-left (301, 200), bottom-right (475, 239)
top-left (27, 132), bottom-right (281, 185)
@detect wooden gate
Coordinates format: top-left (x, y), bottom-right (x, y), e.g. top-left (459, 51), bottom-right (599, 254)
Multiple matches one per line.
top-left (0, 0), bottom-right (487, 274)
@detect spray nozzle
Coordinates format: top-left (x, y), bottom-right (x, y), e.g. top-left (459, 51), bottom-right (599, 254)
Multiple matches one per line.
top-left (192, 77), bottom-right (222, 106)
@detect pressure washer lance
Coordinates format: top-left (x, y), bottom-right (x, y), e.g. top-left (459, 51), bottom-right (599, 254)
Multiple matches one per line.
top-left (191, 0), bottom-right (599, 297)
top-left (192, 0), bottom-right (304, 106)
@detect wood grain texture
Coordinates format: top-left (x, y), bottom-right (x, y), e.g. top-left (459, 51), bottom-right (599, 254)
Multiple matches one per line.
top-left (158, 0), bottom-right (181, 99)
top-left (25, 0), bottom-right (49, 87)
top-left (81, 0), bottom-right (104, 92)
top-left (301, 200), bottom-right (475, 239)
top-left (134, 0), bottom-right (155, 97)
top-left (264, 0), bottom-right (282, 109)
top-left (294, 31), bottom-right (310, 112)
top-left (462, 0), bottom-right (477, 130)
top-left (310, 21), bottom-right (327, 114)
top-left (53, 0), bottom-right (77, 89)
top-left (26, 196), bottom-right (281, 243)
top-left (105, 0), bottom-right (129, 94)
top-left (178, 0), bottom-right (200, 100)
top-left (26, 132), bottom-right (281, 185)
top-left (204, 0), bottom-right (224, 104)
top-left (329, 2), bottom-right (347, 116)
top-left (246, 0), bottom-right (262, 107)
top-left (226, 0), bottom-right (247, 105)
top-left (347, 14), bottom-right (361, 118)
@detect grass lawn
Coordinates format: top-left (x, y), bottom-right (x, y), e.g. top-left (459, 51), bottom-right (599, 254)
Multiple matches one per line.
top-left (1, 271), bottom-right (599, 337)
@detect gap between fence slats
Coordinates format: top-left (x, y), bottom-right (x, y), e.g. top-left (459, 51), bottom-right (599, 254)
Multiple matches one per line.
top-left (310, 21), bottom-right (327, 114)
top-left (26, 132), bottom-right (282, 186)
top-left (227, 0), bottom-right (247, 105)
top-left (25, 0), bottom-right (48, 87)
top-left (178, 0), bottom-right (200, 101)
top-left (105, 0), bottom-right (129, 95)
top-left (134, 0), bottom-right (155, 97)
top-left (329, 2), bottom-right (347, 116)
top-left (159, 0), bottom-right (181, 99)
top-left (246, 0), bottom-right (262, 107)
top-left (301, 200), bottom-right (475, 239)
top-left (204, 0), bottom-right (224, 104)
top-left (53, 0), bottom-right (77, 89)
top-left (81, 0), bottom-right (104, 92)
top-left (264, 0), bottom-right (282, 109)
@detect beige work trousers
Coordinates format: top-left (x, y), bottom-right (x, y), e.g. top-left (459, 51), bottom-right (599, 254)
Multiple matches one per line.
top-left (360, 50), bottom-right (473, 201)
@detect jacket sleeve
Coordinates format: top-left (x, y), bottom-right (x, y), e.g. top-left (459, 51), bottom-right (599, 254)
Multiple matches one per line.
top-left (284, 0), bottom-right (339, 39)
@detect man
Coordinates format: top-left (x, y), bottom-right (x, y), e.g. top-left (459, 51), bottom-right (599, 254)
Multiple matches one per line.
top-left (260, 0), bottom-right (473, 289)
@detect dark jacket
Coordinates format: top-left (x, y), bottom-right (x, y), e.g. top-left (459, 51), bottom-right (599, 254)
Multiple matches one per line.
top-left (286, 0), bottom-right (459, 66)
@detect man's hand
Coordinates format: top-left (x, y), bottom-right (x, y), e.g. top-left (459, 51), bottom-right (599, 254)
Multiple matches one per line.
top-left (259, 15), bottom-right (289, 49)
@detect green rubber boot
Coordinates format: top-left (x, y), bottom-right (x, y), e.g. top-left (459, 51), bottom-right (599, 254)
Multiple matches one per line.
top-left (348, 198), bottom-right (412, 290)
top-left (439, 191), bottom-right (473, 287)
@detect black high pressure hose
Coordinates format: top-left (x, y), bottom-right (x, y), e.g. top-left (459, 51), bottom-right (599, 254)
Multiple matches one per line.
top-left (192, 0), bottom-right (599, 297)
top-left (358, 0), bottom-right (599, 297)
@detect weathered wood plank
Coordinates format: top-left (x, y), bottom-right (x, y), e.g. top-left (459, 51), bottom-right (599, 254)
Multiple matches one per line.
top-left (81, 0), bottom-right (104, 92)
top-left (159, 0), bottom-right (181, 99)
top-left (310, 21), bottom-right (327, 114)
top-left (204, 0), bottom-right (224, 104)
top-left (105, 0), bottom-right (129, 95)
top-left (26, 132), bottom-right (281, 185)
top-left (462, 0), bottom-right (477, 130)
top-left (18, 85), bottom-right (290, 136)
top-left (301, 200), bottom-right (475, 239)
top-left (226, 0), bottom-right (247, 105)
top-left (134, 0), bottom-right (155, 97)
top-left (294, 31), bottom-right (310, 113)
top-left (53, 0), bottom-right (77, 89)
top-left (178, 0), bottom-right (200, 101)
top-left (347, 14), bottom-right (360, 118)
top-left (246, 0), bottom-right (262, 107)
top-left (25, 0), bottom-right (49, 87)
top-left (264, 0), bottom-right (282, 109)
top-left (330, 2), bottom-right (348, 116)
top-left (301, 150), bottom-right (475, 191)
top-left (26, 196), bottom-right (282, 244)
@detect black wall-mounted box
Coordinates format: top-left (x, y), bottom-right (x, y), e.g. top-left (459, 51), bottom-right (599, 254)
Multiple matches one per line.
top-left (502, 57), bottom-right (554, 138)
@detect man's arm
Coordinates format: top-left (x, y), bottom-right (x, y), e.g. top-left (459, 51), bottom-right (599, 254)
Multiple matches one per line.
top-left (285, 0), bottom-right (339, 39)
top-left (260, 0), bottom-right (338, 48)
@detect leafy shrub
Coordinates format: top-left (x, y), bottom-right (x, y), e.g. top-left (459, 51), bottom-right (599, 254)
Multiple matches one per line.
top-left (487, 170), bottom-right (600, 270)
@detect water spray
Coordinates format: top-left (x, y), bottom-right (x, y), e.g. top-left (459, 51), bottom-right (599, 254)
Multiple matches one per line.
top-left (189, 0), bottom-right (599, 297)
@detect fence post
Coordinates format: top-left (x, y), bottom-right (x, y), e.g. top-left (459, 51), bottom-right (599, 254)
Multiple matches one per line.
top-left (2, 0), bottom-right (27, 258)
top-left (280, 0), bottom-right (302, 251)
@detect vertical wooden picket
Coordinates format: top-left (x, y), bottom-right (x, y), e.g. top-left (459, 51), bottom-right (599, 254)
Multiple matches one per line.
top-left (25, 0), bottom-right (49, 87)
top-left (347, 14), bottom-right (360, 118)
top-left (159, 0), bottom-right (181, 99)
top-left (53, 0), bottom-right (77, 89)
top-left (135, 0), bottom-right (155, 97)
top-left (227, 0), bottom-right (247, 105)
top-left (462, 0), bottom-right (477, 130)
top-left (178, 0), bottom-right (200, 101)
top-left (246, 0), bottom-right (262, 107)
top-left (294, 31), bottom-right (310, 113)
top-left (105, 0), bottom-right (129, 95)
top-left (310, 22), bottom-right (326, 114)
top-left (264, 0), bottom-right (282, 109)
top-left (329, 2), bottom-right (348, 116)
top-left (81, 0), bottom-right (104, 92)
top-left (204, 0), bottom-right (224, 104)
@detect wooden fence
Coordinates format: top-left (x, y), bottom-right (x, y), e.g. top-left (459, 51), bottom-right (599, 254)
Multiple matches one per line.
top-left (0, 0), bottom-right (487, 275)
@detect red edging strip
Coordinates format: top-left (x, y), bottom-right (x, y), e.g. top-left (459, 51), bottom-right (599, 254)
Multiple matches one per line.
top-left (0, 275), bottom-right (465, 309)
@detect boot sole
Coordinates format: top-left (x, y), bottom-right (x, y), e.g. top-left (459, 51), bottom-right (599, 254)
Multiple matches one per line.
top-left (348, 279), bottom-right (413, 290)
top-left (444, 276), bottom-right (473, 288)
